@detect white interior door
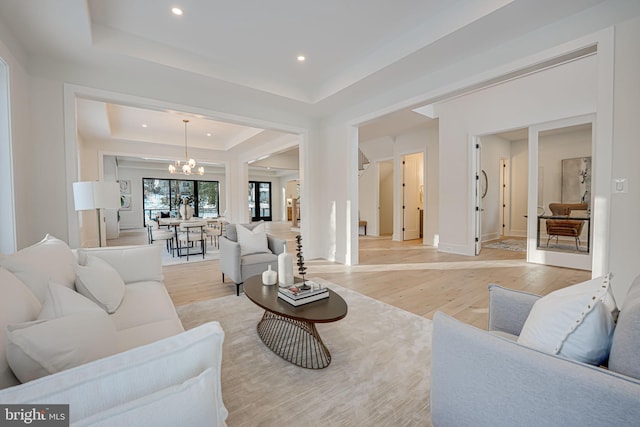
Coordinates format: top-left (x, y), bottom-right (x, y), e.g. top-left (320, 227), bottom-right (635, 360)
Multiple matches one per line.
top-left (474, 141), bottom-right (483, 254)
top-left (499, 158), bottom-right (511, 237)
top-left (403, 153), bottom-right (421, 240)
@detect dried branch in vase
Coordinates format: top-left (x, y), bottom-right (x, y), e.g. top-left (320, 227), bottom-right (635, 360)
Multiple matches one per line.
top-left (295, 235), bottom-right (309, 290)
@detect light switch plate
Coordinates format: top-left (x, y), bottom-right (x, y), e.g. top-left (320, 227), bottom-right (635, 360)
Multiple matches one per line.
top-left (613, 178), bottom-right (628, 193)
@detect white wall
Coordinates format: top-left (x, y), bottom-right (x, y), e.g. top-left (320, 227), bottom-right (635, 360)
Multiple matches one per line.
top-left (510, 139), bottom-right (529, 237)
top-left (539, 128), bottom-right (592, 210)
top-left (436, 54), bottom-right (598, 255)
top-left (609, 15), bottom-right (640, 302)
top-left (0, 35), bottom-right (27, 253)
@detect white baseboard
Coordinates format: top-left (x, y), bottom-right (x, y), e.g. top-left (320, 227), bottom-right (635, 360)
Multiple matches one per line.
top-left (482, 232), bottom-right (500, 242)
top-left (437, 242), bottom-right (476, 256)
top-left (509, 229), bottom-right (527, 238)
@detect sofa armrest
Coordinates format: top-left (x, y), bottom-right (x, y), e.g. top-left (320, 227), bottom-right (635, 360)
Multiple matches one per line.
top-left (79, 245), bottom-right (163, 284)
top-left (267, 234), bottom-right (286, 255)
top-left (431, 312), bottom-right (640, 427)
top-left (0, 322), bottom-right (228, 426)
top-left (219, 236), bottom-right (241, 283)
top-left (487, 284), bottom-right (540, 335)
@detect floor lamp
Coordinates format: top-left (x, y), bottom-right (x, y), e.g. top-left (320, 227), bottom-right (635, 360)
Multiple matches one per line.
top-left (73, 181), bottom-right (120, 247)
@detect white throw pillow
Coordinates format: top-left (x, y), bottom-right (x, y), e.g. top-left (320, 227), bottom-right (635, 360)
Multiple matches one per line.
top-left (38, 282), bottom-right (104, 320)
top-left (6, 283), bottom-right (117, 383)
top-left (73, 368), bottom-right (222, 427)
top-left (0, 268), bottom-right (41, 389)
top-left (0, 234), bottom-right (77, 303)
top-left (518, 274), bottom-right (616, 365)
top-left (236, 222), bottom-right (270, 256)
top-left (77, 245), bottom-right (163, 284)
top-left (75, 255), bottom-right (126, 314)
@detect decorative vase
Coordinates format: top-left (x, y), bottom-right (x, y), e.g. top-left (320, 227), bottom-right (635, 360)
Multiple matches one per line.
top-left (278, 243), bottom-right (294, 287)
top-left (179, 205), bottom-right (193, 220)
top-left (262, 265), bottom-right (277, 286)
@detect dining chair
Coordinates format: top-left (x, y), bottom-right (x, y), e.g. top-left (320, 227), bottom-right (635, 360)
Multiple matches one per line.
top-left (146, 219), bottom-right (175, 254)
top-left (175, 220), bottom-right (208, 260)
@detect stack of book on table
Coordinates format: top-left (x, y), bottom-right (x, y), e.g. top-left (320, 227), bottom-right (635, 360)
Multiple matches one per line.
top-left (278, 281), bottom-right (328, 306)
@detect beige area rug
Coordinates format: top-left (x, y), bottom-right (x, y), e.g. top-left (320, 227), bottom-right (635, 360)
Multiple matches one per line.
top-left (176, 278), bottom-right (433, 427)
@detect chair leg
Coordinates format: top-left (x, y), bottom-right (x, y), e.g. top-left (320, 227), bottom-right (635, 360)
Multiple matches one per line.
top-left (236, 282), bottom-right (243, 296)
top-left (222, 273), bottom-right (225, 282)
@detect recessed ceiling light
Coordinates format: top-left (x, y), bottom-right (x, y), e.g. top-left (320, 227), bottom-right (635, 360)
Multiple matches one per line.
top-left (297, 55), bottom-right (306, 62)
top-left (141, 124), bottom-right (148, 128)
top-left (172, 7), bottom-right (183, 16)
top-left (206, 133), bottom-right (212, 137)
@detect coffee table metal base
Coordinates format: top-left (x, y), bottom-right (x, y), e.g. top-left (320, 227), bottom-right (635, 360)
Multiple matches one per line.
top-left (257, 311), bottom-right (331, 369)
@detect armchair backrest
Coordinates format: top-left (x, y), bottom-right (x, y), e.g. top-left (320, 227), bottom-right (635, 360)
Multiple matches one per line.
top-left (608, 275), bottom-right (640, 380)
top-left (549, 203), bottom-right (588, 216)
top-left (224, 222), bottom-right (264, 242)
top-left (179, 220), bottom-right (207, 231)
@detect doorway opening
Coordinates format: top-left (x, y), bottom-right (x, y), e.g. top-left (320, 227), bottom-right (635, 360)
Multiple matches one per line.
top-left (475, 128), bottom-right (528, 255)
top-left (249, 181), bottom-right (272, 222)
top-left (474, 118), bottom-right (593, 271)
top-left (402, 152), bottom-right (424, 241)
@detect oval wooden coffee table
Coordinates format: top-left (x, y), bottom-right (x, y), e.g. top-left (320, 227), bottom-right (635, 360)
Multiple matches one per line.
top-left (243, 276), bottom-right (348, 369)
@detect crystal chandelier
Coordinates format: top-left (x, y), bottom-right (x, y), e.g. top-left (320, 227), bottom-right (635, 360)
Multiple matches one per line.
top-left (168, 119), bottom-right (204, 176)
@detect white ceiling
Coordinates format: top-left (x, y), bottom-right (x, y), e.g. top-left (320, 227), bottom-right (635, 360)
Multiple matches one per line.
top-left (0, 0), bottom-right (607, 106)
top-left (77, 98), bottom-right (266, 151)
top-left (0, 0), bottom-right (608, 164)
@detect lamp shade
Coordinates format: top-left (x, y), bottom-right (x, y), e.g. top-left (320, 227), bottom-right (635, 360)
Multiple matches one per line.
top-left (73, 181), bottom-right (120, 211)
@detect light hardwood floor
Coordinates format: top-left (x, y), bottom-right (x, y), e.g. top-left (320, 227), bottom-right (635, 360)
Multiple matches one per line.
top-left (110, 222), bottom-right (590, 329)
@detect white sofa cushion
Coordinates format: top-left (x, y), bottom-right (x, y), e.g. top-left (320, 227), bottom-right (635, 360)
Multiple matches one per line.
top-left (109, 281), bottom-right (184, 351)
top-left (78, 245), bottom-right (163, 284)
top-left (237, 222), bottom-right (269, 256)
top-left (73, 368), bottom-right (220, 427)
top-left (75, 255), bottom-right (126, 314)
top-left (0, 268), bottom-right (41, 389)
top-left (6, 284), bottom-right (117, 383)
top-left (518, 274), bottom-right (616, 365)
top-left (1, 234), bottom-right (77, 303)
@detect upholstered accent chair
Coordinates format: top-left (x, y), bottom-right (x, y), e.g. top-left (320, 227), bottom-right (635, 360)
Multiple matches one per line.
top-left (219, 223), bottom-right (286, 295)
top-left (545, 203), bottom-right (589, 250)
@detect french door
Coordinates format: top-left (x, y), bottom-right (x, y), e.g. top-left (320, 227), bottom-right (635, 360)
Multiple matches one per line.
top-left (249, 181), bottom-right (272, 222)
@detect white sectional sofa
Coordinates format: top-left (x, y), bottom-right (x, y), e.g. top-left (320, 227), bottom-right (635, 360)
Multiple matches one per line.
top-left (0, 235), bottom-right (228, 426)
